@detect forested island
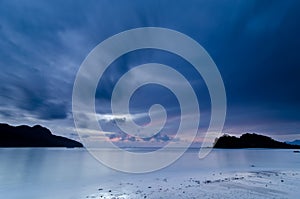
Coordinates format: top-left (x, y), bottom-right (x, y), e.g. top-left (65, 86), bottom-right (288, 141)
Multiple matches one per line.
top-left (214, 133), bottom-right (300, 149)
top-left (0, 123), bottom-right (83, 148)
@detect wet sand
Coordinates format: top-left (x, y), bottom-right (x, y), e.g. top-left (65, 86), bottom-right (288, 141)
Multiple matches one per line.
top-left (85, 170), bottom-right (300, 199)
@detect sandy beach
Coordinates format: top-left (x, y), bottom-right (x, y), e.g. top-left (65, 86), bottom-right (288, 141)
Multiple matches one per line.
top-left (84, 170), bottom-right (300, 199)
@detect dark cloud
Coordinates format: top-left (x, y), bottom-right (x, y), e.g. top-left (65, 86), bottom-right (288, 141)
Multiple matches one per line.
top-left (0, 71), bottom-right (69, 120)
top-left (0, 0), bottom-right (299, 140)
top-left (153, 133), bottom-right (171, 142)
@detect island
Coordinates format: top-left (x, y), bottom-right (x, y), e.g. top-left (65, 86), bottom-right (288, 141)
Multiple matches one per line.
top-left (214, 133), bottom-right (300, 149)
top-left (287, 140), bottom-right (300, 146)
top-left (0, 123), bottom-right (83, 148)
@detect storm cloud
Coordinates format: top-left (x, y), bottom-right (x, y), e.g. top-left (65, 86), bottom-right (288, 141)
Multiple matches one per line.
top-left (0, 0), bottom-right (299, 143)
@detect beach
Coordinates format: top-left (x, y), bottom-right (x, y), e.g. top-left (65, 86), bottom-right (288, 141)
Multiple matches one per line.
top-left (85, 170), bottom-right (300, 199)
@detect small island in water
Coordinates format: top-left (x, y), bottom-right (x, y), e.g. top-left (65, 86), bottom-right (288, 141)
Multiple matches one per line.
top-left (214, 133), bottom-right (300, 149)
top-left (0, 123), bottom-right (83, 148)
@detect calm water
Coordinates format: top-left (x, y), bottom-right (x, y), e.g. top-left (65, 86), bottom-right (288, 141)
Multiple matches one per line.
top-left (0, 148), bottom-right (299, 199)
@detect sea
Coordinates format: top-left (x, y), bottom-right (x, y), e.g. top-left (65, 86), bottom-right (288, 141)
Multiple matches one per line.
top-left (0, 148), bottom-right (299, 199)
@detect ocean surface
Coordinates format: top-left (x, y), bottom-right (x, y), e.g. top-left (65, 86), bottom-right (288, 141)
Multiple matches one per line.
top-left (0, 148), bottom-right (299, 199)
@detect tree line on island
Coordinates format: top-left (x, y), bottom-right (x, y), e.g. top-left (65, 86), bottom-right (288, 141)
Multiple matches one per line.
top-left (0, 123), bottom-right (83, 148)
top-left (214, 133), bottom-right (300, 149)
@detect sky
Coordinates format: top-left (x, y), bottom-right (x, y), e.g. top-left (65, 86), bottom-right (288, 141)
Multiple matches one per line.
top-left (0, 0), bottom-right (299, 146)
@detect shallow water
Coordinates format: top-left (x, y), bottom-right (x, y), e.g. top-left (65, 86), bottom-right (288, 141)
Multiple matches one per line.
top-left (0, 148), bottom-right (299, 199)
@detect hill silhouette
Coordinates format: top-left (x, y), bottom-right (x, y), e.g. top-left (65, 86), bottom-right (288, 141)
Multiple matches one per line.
top-left (0, 123), bottom-right (83, 148)
top-left (287, 140), bottom-right (300, 146)
top-left (214, 133), bottom-right (300, 149)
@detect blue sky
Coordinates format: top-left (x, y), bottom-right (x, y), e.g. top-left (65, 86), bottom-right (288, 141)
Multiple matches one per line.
top-left (0, 0), bottom-right (299, 145)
